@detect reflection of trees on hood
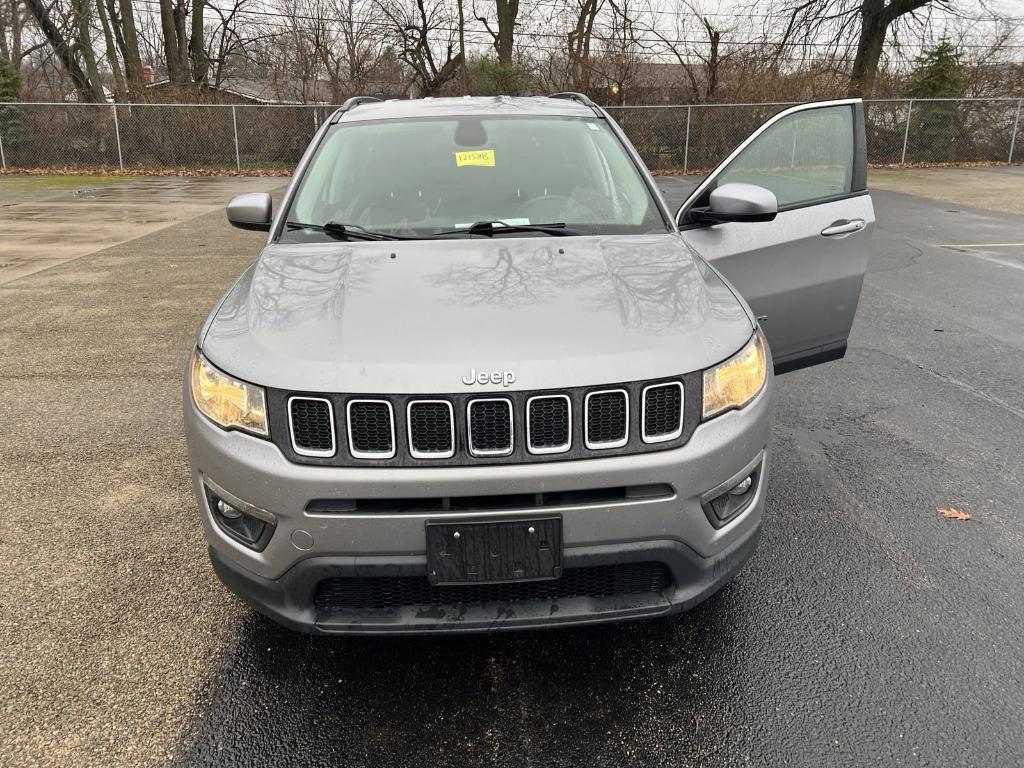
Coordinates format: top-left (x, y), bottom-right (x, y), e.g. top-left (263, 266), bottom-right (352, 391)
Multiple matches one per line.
top-left (604, 252), bottom-right (707, 332)
top-left (432, 239), bottom-right (710, 334)
top-left (215, 248), bottom-right (372, 337)
top-left (432, 245), bottom-right (599, 306)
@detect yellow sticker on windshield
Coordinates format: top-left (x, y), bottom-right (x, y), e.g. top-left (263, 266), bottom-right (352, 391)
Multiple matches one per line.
top-left (455, 149), bottom-right (495, 167)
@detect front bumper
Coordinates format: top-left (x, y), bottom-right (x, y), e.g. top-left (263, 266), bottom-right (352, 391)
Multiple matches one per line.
top-left (185, 380), bottom-right (773, 634)
top-left (210, 526), bottom-right (761, 634)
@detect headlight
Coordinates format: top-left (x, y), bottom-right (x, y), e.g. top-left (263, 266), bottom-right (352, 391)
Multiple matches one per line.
top-left (702, 330), bottom-right (768, 419)
top-left (190, 350), bottom-right (269, 436)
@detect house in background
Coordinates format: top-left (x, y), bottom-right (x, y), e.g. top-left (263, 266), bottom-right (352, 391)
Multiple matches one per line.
top-left (142, 65), bottom-right (406, 105)
top-left (143, 66), bottom-right (325, 104)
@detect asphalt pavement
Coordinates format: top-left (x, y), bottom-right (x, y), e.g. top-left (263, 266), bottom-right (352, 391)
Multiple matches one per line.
top-left (1, 172), bottom-right (1022, 767)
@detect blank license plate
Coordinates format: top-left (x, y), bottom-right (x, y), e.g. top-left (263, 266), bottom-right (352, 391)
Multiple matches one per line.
top-left (426, 517), bottom-right (562, 586)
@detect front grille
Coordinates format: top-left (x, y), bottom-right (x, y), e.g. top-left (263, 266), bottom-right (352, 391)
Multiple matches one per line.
top-left (314, 562), bottom-right (672, 611)
top-left (642, 382), bottom-right (684, 442)
top-left (347, 400), bottom-right (395, 458)
top-left (288, 397), bottom-right (335, 456)
top-left (467, 398), bottom-right (513, 456)
top-left (407, 400), bottom-right (454, 458)
top-left (527, 395), bottom-right (571, 454)
top-left (267, 374), bottom-right (698, 466)
top-left (586, 389), bottom-right (629, 449)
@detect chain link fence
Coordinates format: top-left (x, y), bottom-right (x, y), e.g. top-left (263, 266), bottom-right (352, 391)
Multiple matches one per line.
top-left (607, 98), bottom-right (1024, 171)
top-left (0, 103), bottom-right (332, 171)
top-left (0, 98), bottom-right (1021, 173)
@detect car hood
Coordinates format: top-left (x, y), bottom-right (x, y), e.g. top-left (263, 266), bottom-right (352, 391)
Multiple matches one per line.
top-left (200, 234), bottom-right (754, 393)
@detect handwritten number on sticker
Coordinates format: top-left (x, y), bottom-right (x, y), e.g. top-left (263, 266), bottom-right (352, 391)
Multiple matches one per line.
top-left (455, 150), bottom-right (495, 167)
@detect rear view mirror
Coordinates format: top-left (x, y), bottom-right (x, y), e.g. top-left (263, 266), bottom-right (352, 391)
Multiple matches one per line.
top-left (227, 192), bottom-right (273, 231)
top-left (691, 183), bottom-right (778, 225)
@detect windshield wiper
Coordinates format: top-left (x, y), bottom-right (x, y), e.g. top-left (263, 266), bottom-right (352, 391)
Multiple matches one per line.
top-left (285, 221), bottom-right (410, 241)
top-left (431, 221), bottom-right (577, 237)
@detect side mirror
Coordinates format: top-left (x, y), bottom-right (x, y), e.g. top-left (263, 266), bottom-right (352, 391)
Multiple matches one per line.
top-left (689, 183), bottom-right (778, 225)
top-left (227, 192), bottom-right (272, 231)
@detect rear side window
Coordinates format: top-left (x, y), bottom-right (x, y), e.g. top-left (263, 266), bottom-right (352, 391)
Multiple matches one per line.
top-left (715, 105), bottom-right (854, 207)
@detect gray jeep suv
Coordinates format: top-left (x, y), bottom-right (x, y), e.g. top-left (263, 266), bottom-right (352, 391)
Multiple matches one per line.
top-left (184, 93), bottom-right (872, 634)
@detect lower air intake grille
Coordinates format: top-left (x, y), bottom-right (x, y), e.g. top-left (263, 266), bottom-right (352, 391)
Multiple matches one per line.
top-left (643, 382), bottom-right (683, 442)
top-left (586, 390), bottom-right (628, 448)
top-left (314, 562), bottom-right (671, 611)
top-left (289, 397), bottom-right (334, 456)
top-left (408, 401), bottom-right (454, 458)
top-left (468, 398), bottom-right (513, 456)
top-left (347, 400), bottom-right (394, 458)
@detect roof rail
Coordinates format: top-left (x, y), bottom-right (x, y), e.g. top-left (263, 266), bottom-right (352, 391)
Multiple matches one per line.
top-left (330, 95), bottom-right (383, 122)
top-left (549, 91), bottom-right (594, 106)
top-left (548, 91), bottom-right (603, 116)
top-left (341, 95), bottom-right (383, 111)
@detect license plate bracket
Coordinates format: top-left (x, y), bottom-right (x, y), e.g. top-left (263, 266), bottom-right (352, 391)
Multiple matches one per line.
top-left (426, 517), bottom-right (562, 586)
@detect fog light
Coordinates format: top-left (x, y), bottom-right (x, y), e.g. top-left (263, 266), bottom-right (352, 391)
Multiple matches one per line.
top-left (729, 476), bottom-right (753, 496)
top-left (700, 460), bottom-right (762, 529)
top-left (217, 499), bottom-right (243, 519)
top-left (204, 483), bottom-right (275, 551)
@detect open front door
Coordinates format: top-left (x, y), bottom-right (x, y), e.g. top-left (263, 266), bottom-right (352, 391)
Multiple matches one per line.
top-left (677, 99), bottom-right (873, 374)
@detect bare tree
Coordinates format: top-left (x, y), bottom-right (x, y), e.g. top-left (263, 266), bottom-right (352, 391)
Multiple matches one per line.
top-left (849, 0), bottom-right (928, 95)
top-left (2, 0), bottom-right (48, 69)
top-left (648, 0), bottom-right (739, 102)
top-left (565, 0), bottom-right (603, 92)
top-left (378, 0), bottom-right (463, 96)
top-left (12, 0), bottom-right (1023, 108)
top-left (266, 0), bottom-right (388, 101)
top-left (115, 0), bottom-right (144, 93)
top-left (475, 0), bottom-right (519, 66)
top-left (157, 0), bottom-right (186, 83)
top-left (95, 0), bottom-right (126, 98)
top-left (761, 0), bottom-right (1007, 97)
top-left (268, 0), bottom-right (323, 100)
top-left (955, 23), bottom-right (1023, 98)
top-left (23, 0), bottom-right (103, 99)
top-left (190, 0), bottom-right (209, 83)
top-left (203, 0), bottom-right (268, 88)
top-left (335, 0), bottom-right (389, 94)
top-left (598, 0), bottom-right (648, 103)
top-left (73, 0), bottom-right (105, 96)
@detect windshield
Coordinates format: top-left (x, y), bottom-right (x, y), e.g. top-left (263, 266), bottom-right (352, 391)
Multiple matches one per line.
top-left (280, 115), bottom-right (668, 241)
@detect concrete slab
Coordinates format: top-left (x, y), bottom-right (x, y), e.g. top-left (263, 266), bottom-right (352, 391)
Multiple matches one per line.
top-left (0, 176), bottom-right (283, 285)
top-left (868, 167), bottom-right (1024, 215)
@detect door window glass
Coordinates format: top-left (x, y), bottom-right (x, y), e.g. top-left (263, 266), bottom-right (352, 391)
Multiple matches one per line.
top-left (716, 105), bottom-right (854, 207)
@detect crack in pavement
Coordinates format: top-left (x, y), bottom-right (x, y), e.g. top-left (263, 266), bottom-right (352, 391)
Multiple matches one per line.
top-left (902, 354), bottom-right (1024, 421)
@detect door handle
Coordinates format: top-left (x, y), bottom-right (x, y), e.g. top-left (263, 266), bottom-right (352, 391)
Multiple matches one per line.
top-left (821, 219), bottom-right (866, 237)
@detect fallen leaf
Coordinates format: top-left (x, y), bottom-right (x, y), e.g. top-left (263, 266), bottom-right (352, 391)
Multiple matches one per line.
top-left (939, 507), bottom-right (971, 521)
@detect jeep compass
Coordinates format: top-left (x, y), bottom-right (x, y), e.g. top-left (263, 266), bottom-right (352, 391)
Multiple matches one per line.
top-left (184, 93), bottom-right (872, 633)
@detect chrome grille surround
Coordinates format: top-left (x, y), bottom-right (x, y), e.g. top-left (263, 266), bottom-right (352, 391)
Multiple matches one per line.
top-left (584, 389), bottom-right (629, 450)
top-left (406, 399), bottom-right (456, 459)
top-left (526, 394), bottom-right (572, 455)
top-left (287, 396), bottom-right (336, 458)
top-left (467, 398), bottom-right (514, 457)
top-left (641, 381), bottom-right (685, 443)
top-left (346, 399), bottom-right (396, 459)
